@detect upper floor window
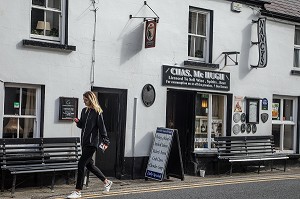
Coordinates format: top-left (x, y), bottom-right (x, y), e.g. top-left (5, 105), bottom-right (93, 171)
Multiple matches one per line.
top-left (294, 26), bottom-right (300, 68)
top-left (31, 0), bottom-right (65, 43)
top-left (188, 8), bottom-right (211, 62)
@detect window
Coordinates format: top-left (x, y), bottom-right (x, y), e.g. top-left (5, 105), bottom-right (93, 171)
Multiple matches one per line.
top-left (194, 93), bottom-right (226, 150)
top-left (188, 8), bottom-right (211, 62)
top-left (2, 85), bottom-right (41, 138)
top-left (294, 26), bottom-right (300, 68)
top-left (31, 0), bottom-right (65, 42)
top-left (272, 96), bottom-right (297, 152)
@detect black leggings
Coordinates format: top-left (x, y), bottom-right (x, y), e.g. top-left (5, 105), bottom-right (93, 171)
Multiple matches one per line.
top-left (76, 146), bottom-right (106, 190)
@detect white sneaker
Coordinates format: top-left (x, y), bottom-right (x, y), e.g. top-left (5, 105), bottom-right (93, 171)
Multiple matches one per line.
top-left (67, 191), bottom-right (81, 198)
top-left (103, 180), bottom-right (113, 193)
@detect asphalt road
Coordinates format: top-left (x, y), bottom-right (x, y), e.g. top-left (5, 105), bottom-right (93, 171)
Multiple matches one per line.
top-left (79, 176), bottom-right (300, 199)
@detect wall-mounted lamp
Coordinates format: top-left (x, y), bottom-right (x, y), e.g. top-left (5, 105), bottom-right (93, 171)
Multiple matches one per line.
top-left (201, 99), bottom-right (208, 108)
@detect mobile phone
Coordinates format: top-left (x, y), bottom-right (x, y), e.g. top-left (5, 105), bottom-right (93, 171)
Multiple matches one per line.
top-left (99, 142), bottom-right (106, 152)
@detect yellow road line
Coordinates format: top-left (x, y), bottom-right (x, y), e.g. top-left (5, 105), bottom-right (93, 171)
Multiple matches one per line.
top-left (54, 174), bottom-right (300, 199)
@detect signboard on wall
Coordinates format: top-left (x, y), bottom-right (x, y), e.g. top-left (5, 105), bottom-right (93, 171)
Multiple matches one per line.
top-left (145, 20), bottom-right (157, 48)
top-left (59, 97), bottom-right (78, 121)
top-left (162, 65), bottom-right (230, 91)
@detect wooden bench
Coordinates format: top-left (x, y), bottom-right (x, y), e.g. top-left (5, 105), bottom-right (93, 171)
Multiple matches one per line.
top-left (215, 135), bottom-right (289, 175)
top-left (0, 137), bottom-right (81, 197)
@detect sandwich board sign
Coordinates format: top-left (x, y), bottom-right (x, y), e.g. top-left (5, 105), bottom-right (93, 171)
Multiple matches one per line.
top-left (145, 127), bottom-right (184, 181)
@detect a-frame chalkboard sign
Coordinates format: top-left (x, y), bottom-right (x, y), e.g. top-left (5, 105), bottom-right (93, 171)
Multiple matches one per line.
top-left (145, 127), bottom-right (184, 181)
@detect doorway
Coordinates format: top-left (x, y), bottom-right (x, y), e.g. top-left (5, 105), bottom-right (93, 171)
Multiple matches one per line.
top-left (166, 89), bottom-right (195, 171)
top-left (92, 87), bottom-right (127, 179)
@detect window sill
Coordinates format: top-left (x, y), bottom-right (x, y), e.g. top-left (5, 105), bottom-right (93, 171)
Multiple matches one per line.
top-left (184, 60), bottom-right (219, 69)
top-left (291, 69), bottom-right (300, 76)
top-left (22, 39), bottom-right (76, 52)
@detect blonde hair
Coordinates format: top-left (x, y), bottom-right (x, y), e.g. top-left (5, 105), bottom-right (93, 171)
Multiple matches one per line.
top-left (83, 91), bottom-right (103, 113)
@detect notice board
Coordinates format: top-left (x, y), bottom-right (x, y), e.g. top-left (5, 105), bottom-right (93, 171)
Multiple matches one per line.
top-left (59, 97), bottom-right (78, 121)
top-left (145, 127), bottom-right (184, 181)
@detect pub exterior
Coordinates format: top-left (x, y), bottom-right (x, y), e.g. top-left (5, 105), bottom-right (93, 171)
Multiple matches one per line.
top-left (0, 0), bottom-right (299, 180)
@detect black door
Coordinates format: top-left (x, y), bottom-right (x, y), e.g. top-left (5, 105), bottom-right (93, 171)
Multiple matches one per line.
top-left (166, 89), bottom-right (195, 171)
top-left (93, 88), bottom-right (127, 179)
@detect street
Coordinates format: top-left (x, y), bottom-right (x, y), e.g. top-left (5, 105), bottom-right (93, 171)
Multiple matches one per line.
top-left (53, 174), bottom-right (300, 199)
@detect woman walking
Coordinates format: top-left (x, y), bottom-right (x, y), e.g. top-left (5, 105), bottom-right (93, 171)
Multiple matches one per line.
top-left (67, 91), bottom-right (112, 199)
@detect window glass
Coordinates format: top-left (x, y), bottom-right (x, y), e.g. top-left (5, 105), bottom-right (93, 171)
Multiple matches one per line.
top-left (21, 88), bottom-right (36, 116)
top-left (197, 14), bottom-right (206, 36)
top-left (188, 12), bottom-right (197, 34)
top-left (188, 8), bottom-right (209, 60)
top-left (283, 99), bottom-right (293, 121)
top-left (31, 0), bottom-right (62, 39)
top-left (3, 86), bottom-right (37, 138)
top-left (284, 125), bottom-right (294, 150)
top-left (32, 0), bottom-right (45, 6)
top-left (294, 27), bottom-right (300, 68)
top-left (4, 87), bottom-right (20, 115)
top-left (295, 27), bottom-right (300, 45)
top-left (272, 124), bottom-right (280, 150)
top-left (19, 118), bottom-right (35, 138)
top-left (294, 49), bottom-right (300, 68)
top-left (194, 93), bottom-right (224, 150)
top-left (48, 0), bottom-right (61, 10)
top-left (272, 99), bottom-right (280, 120)
top-left (272, 95), bottom-right (296, 152)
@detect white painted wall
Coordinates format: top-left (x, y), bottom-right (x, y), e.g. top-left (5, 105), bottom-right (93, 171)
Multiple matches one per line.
top-left (0, 0), bottom-right (298, 157)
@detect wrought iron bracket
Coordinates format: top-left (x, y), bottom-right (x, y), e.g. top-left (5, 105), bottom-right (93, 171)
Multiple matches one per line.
top-left (129, 1), bottom-right (160, 22)
top-left (222, 51), bottom-right (240, 65)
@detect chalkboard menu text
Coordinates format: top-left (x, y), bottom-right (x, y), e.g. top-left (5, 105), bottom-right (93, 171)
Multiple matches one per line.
top-left (59, 97), bottom-right (78, 121)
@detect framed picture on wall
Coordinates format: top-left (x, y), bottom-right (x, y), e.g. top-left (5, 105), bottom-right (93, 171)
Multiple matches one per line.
top-left (246, 98), bottom-right (260, 124)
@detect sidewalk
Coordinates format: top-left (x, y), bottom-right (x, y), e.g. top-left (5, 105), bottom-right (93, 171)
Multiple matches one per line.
top-left (1, 166), bottom-right (299, 199)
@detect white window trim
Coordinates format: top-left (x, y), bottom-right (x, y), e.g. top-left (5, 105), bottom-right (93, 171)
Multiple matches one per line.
top-left (272, 95), bottom-right (297, 153)
top-left (2, 83), bottom-right (41, 138)
top-left (188, 8), bottom-right (210, 62)
top-left (30, 0), bottom-right (66, 44)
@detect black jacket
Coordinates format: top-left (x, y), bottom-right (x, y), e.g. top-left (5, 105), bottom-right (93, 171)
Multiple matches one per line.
top-left (76, 107), bottom-right (109, 148)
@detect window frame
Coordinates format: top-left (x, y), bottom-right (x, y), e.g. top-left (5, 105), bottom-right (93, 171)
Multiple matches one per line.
top-left (194, 93), bottom-right (227, 152)
top-left (2, 84), bottom-right (41, 138)
top-left (188, 7), bottom-right (212, 63)
top-left (30, 0), bottom-right (66, 44)
top-left (294, 26), bottom-right (300, 68)
top-left (272, 95), bottom-right (297, 153)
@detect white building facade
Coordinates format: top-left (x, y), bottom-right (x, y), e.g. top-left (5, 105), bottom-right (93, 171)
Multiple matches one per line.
top-left (0, 0), bottom-right (299, 178)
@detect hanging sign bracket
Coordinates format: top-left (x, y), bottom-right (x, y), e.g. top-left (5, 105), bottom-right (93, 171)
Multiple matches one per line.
top-left (129, 1), bottom-right (160, 23)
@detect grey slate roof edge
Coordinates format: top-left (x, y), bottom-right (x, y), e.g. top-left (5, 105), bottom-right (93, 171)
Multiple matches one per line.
top-left (260, 9), bottom-right (300, 23)
top-left (225, 0), bottom-right (271, 8)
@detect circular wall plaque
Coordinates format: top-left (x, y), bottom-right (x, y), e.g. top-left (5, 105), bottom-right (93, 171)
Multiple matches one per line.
top-left (233, 113), bottom-right (241, 123)
top-left (142, 84), bottom-right (156, 107)
top-left (233, 124), bottom-right (240, 135)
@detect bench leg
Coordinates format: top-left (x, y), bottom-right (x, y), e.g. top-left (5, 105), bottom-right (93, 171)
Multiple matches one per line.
top-left (230, 163), bottom-right (233, 175)
top-left (51, 172), bottom-right (55, 192)
top-left (271, 160), bottom-right (274, 171)
top-left (11, 174), bottom-right (16, 198)
top-left (284, 159), bottom-right (287, 172)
